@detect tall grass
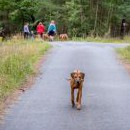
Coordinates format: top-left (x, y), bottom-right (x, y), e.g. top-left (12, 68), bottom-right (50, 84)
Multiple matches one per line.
top-left (117, 46), bottom-right (130, 61)
top-left (0, 39), bottom-right (51, 102)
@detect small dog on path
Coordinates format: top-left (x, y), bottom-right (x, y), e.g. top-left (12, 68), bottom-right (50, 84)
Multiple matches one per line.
top-left (68, 70), bottom-right (85, 110)
top-left (59, 34), bottom-right (68, 41)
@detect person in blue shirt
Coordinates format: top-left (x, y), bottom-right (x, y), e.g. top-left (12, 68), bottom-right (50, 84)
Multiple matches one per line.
top-left (47, 20), bottom-right (57, 41)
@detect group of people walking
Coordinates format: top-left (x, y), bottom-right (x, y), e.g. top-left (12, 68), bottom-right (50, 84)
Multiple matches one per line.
top-left (23, 20), bottom-right (56, 41)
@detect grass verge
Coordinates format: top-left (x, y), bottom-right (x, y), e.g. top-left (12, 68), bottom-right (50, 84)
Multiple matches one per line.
top-left (72, 36), bottom-right (130, 43)
top-left (117, 46), bottom-right (130, 75)
top-left (117, 46), bottom-right (130, 61)
top-left (0, 39), bottom-right (51, 103)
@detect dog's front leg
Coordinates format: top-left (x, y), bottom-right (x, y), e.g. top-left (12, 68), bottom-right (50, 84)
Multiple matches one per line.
top-left (76, 90), bottom-right (79, 103)
top-left (77, 88), bottom-right (82, 110)
top-left (71, 88), bottom-right (75, 107)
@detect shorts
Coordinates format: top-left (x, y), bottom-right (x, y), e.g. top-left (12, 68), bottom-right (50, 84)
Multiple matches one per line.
top-left (48, 30), bottom-right (55, 36)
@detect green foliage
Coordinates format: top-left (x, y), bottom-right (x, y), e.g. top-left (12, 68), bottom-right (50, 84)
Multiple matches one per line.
top-left (0, 0), bottom-right (130, 37)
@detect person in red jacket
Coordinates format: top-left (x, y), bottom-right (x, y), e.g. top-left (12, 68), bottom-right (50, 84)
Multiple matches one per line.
top-left (36, 22), bottom-right (45, 39)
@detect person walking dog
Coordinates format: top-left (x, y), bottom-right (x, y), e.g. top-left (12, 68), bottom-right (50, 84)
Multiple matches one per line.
top-left (47, 20), bottom-right (57, 41)
top-left (36, 22), bottom-right (45, 39)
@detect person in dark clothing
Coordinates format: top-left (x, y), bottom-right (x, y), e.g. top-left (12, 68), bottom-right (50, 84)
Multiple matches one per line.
top-left (120, 19), bottom-right (126, 39)
top-left (0, 29), bottom-right (6, 41)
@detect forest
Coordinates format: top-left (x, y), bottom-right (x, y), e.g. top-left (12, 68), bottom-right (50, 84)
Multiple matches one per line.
top-left (0, 0), bottom-right (130, 38)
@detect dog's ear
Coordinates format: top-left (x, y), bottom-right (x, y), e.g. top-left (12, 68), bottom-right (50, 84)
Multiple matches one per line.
top-left (71, 72), bottom-right (75, 79)
top-left (80, 72), bottom-right (85, 80)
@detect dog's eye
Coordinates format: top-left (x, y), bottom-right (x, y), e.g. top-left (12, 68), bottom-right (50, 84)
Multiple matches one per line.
top-left (74, 76), bottom-right (77, 78)
top-left (79, 76), bottom-right (81, 79)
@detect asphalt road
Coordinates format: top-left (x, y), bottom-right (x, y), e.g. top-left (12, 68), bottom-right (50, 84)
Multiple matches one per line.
top-left (0, 42), bottom-right (130, 130)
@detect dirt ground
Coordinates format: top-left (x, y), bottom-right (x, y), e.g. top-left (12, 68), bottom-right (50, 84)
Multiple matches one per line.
top-left (119, 59), bottom-right (130, 75)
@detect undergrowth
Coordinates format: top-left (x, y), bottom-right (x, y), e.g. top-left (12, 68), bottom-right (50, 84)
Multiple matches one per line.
top-left (0, 39), bottom-right (51, 102)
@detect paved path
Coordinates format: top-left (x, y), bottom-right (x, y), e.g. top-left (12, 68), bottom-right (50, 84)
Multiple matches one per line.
top-left (0, 42), bottom-right (130, 130)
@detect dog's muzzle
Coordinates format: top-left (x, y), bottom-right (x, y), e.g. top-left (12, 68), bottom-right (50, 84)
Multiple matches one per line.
top-left (75, 80), bottom-right (80, 84)
top-left (74, 79), bottom-right (84, 84)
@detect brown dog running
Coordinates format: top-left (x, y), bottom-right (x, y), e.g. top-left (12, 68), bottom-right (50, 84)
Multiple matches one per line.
top-left (69, 70), bottom-right (85, 110)
top-left (59, 34), bottom-right (68, 41)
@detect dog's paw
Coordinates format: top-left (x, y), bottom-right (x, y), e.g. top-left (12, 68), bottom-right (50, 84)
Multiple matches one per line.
top-left (76, 104), bottom-right (81, 110)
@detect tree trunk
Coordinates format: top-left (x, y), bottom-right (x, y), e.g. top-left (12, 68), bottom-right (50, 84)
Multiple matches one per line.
top-left (93, 0), bottom-right (99, 36)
